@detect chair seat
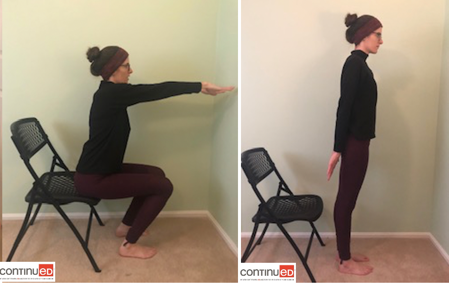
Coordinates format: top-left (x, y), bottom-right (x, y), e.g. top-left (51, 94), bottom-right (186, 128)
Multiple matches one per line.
top-left (25, 171), bottom-right (100, 206)
top-left (253, 195), bottom-right (323, 224)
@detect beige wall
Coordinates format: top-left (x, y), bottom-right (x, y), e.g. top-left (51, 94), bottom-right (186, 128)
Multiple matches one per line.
top-left (432, 1), bottom-right (449, 257)
top-left (0, 0), bottom-right (3, 252)
top-left (242, 0), bottom-right (446, 235)
top-left (209, 0), bottom-right (238, 245)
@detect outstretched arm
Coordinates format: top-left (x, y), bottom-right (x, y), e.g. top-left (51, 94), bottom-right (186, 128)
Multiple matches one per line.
top-left (201, 82), bottom-right (234, 96)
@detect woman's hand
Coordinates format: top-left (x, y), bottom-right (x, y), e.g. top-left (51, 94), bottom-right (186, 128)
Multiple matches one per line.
top-left (201, 82), bottom-right (234, 96)
top-left (327, 151), bottom-right (341, 181)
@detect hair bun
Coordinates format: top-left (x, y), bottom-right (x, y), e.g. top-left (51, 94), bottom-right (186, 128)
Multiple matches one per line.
top-left (345, 13), bottom-right (358, 27)
top-left (86, 46), bottom-right (101, 63)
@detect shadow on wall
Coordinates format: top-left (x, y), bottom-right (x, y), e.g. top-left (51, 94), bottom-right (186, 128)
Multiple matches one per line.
top-left (52, 98), bottom-right (212, 166)
top-left (360, 48), bottom-right (414, 231)
top-left (128, 99), bottom-right (212, 156)
top-left (52, 121), bottom-right (86, 167)
top-left (283, 152), bottom-right (334, 230)
top-left (274, 12), bottom-right (348, 231)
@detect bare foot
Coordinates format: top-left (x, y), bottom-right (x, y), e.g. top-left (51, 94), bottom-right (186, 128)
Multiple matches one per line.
top-left (336, 253), bottom-right (370, 262)
top-left (118, 240), bottom-right (157, 259)
top-left (115, 223), bottom-right (149, 238)
top-left (338, 259), bottom-right (373, 276)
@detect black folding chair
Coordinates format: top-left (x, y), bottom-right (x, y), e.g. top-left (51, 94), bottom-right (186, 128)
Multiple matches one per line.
top-left (7, 117), bottom-right (104, 272)
top-left (241, 147), bottom-right (325, 283)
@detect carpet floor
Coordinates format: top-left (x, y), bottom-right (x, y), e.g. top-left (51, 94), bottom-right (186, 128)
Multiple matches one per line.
top-left (241, 236), bottom-right (449, 282)
top-left (2, 217), bottom-right (237, 282)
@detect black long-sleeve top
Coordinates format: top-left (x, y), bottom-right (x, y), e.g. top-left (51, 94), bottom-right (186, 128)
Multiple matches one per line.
top-left (76, 81), bottom-right (202, 174)
top-left (333, 50), bottom-right (378, 153)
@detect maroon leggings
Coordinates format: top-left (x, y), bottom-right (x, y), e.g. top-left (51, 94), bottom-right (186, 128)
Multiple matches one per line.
top-left (74, 163), bottom-right (173, 243)
top-left (334, 135), bottom-right (370, 261)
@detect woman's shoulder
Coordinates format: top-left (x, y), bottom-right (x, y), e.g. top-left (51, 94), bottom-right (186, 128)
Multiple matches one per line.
top-left (345, 54), bottom-right (365, 64)
top-left (342, 54), bottom-right (366, 72)
top-left (95, 81), bottom-right (137, 97)
top-left (99, 81), bottom-right (132, 89)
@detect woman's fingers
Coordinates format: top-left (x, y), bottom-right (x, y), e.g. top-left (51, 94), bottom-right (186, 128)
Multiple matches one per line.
top-left (201, 82), bottom-right (235, 95)
top-left (327, 160), bottom-right (336, 181)
top-left (327, 152), bottom-right (341, 181)
top-left (208, 86), bottom-right (234, 95)
top-left (220, 86), bottom-right (235, 93)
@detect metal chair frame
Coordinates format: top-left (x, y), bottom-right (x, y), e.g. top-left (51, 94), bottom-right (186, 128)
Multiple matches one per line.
top-left (7, 117), bottom-right (104, 272)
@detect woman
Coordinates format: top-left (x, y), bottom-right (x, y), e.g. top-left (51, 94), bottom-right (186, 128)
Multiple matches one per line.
top-left (75, 46), bottom-right (234, 259)
top-left (327, 14), bottom-right (383, 275)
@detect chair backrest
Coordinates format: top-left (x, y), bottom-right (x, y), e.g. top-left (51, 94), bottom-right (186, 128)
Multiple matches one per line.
top-left (11, 118), bottom-right (49, 161)
top-left (11, 117), bottom-right (69, 181)
top-left (241, 147), bottom-right (275, 186)
top-left (241, 147), bottom-right (293, 204)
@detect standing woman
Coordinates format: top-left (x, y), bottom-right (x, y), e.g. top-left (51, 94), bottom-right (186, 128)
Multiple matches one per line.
top-left (75, 46), bottom-right (233, 259)
top-left (327, 14), bottom-right (383, 275)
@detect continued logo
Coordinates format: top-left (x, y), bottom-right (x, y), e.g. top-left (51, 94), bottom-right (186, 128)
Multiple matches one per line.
top-left (0, 262), bottom-right (56, 282)
top-left (279, 265), bottom-right (295, 277)
top-left (39, 264), bottom-right (54, 277)
top-left (239, 263), bottom-right (296, 282)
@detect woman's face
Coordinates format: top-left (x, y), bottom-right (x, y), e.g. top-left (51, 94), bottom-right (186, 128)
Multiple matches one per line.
top-left (359, 27), bottom-right (383, 54)
top-left (109, 57), bottom-right (133, 84)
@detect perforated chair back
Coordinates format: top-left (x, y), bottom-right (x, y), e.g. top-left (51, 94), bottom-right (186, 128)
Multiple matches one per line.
top-left (11, 118), bottom-right (69, 181)
top-left (241, 147), bottom-right (275, 186)
top-left (241, 147), bottom-right (294, 204)
top-left (11, 118), bottom-right (48, 160)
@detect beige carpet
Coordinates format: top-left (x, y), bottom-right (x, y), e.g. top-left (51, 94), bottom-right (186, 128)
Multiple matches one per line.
top-left (2, 217), bottom-right (237, 282)
top-left (242, 236), bottom-right (449, 282)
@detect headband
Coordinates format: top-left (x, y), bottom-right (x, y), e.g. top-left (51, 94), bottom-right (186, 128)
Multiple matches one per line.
top-left (100, 48), bottom-right (129, 80)
top-left (353, 17), bottom-right (382, 45)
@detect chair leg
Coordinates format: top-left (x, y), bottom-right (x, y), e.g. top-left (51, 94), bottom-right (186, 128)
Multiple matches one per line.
top-left (85, 209), bottom-right (94, 246)
top-left (255, 223), bottom-right (270, 245)
top-left (53, 204), bottom-right (101, 273)
top-left (277, 223), bottom-right (316, 283)
top-left (305, 231), bottom-right (315, 261)
top-left (309, 222), bottom-right (325, 246)
top-left (29, 203), bottom-right (42, 226)
top-left (241, 222), bottom-right (260, 263)
top-left (91, 207), bottom-right (104, 226)
top-left (87, 206), bottom-right (104, 246)
top-left (7, 203), bottom-right (34, 261)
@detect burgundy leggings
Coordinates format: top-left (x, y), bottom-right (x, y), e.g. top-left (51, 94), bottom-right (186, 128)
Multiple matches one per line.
top-left (74, 163), bottom-right (173, 243)
top-left (334, 135), bottom-right (370, 261)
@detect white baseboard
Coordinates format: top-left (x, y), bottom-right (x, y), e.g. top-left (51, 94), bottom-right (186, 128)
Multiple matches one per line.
top-left (205, 211), bottom-right (238, 256)
top-left (240, 231), bottom-right (431, 239)
top-left (241, 231), bottom-right (449, 265)
top-left (429, 234), bottom-right (449, 265)
top-left (3, 211), bottom-right (238, 257)
top-left (2, 210), bottom-right (210, 221)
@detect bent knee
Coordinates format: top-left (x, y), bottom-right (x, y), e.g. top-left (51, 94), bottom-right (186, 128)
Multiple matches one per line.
top-left (162, 178), bottom-right (174, 198)
top-left (153, 167), bottom-right (166, 177)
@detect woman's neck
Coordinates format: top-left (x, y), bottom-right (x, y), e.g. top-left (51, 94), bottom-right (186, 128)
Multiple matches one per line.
top-left (355, 46), bottom-right (369, 55)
